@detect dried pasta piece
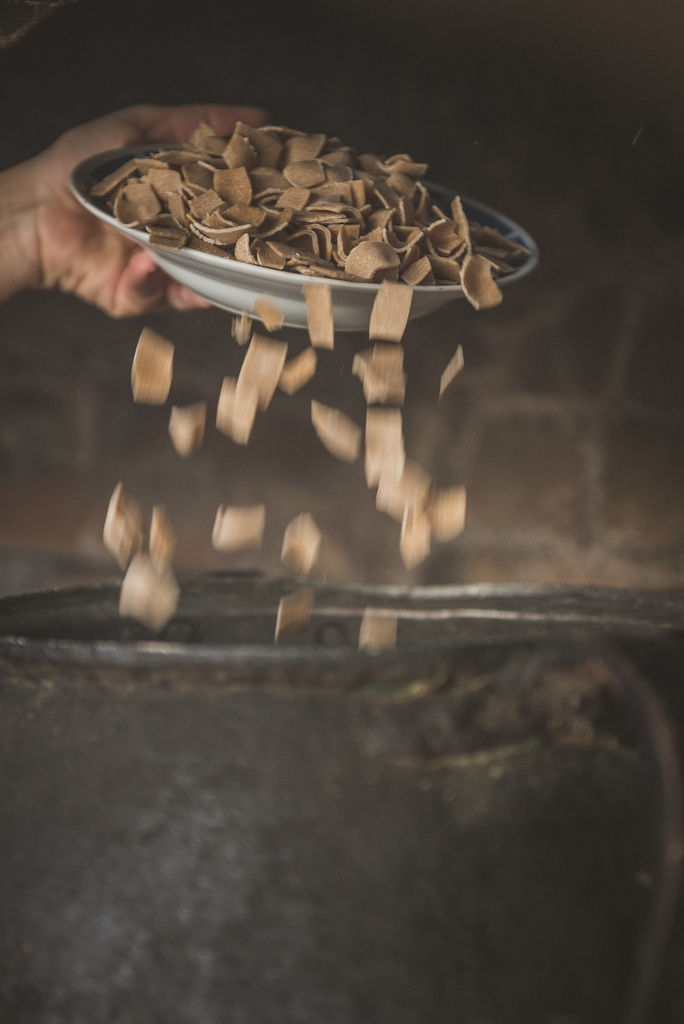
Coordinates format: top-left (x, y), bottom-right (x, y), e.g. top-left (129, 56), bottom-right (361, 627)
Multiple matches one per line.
top-left (430, 485), bottom-right (466, 541)
top-left (428, 254), bottom-right (462, 283)
top-left (426, 218), bottom-right (465, 256)
top-left (189, 119), bottom-right (219, 149)
top-left (250, 166), bottom-right (288, 191)
top-left (146, 167), bottom-right (183, 200)
top-left (150, 504), bottom-right (176, 570)
top-left (223, 132), bottom-right (258, 169)
top-left (234, 121), bottom-right (282, 167)
top-left (131, 327), bottom-right (173, 404)
top-left (276, 186), bottom-right (311, 210)
top-left (359, 608), bottom-right (397, 650)
top-left (212, 504), bottom-right (265, 552)
top-left (368, 280), bottom-right (413, 342)
top-left (119, 553), bottom-right (179, 632)
top-left (283, 160), bottom-right (326, 188)
top-left (359, 344), bottom-right (406, 405)
top-left (450, 195), bottom-right (471, 251)
top-left (281, 513), bottom-right (322, 575)
top-left (461, 253), bottom-right (503, 310)
top-left (216, 376), bottom-right (259, 445)
top-left (168, 402), bottom-right (206, 456)
top-left (231, 313), bottom-right (252, 346)
top-left (400, 505), bottom-right (431, 570)
top-left (439, 345), bottom-right (465, 399)
top-left (401, 256), bottom-right (434, 286)
top-left (188, 189), bottom-right (223, 219)
top-left (213, 166), bottom-right (253, 205)
top-left (311, 400), bottom-right (361, 463)
top-left (225, 203), bottom-right (267, 227)
top-left (275, 588), bottom-right (314, 641)
top-left (345, 241), bottom-right (400, 282)
top-left (239, 333), bottom-right (288, 411)
top-left (147, 231), bottom-right (187, 252)
top-left (278, 347), bottom-right (317, 395)
top-left (90, 158), bottom-right (144, 197)
top-left (181, 162), bottom-right (214, 189)
top-left (253, 297), bottom-right (285, 333)
top-left (234, 232), bottom-right (257, 264)
top-left (113, 182), bottom-right (161, 225)
top-left (285, 133), bottom-right (326, 163)
top-left (303, 284), bottom-right (334, 349)
top-left (365, 407), bottom-right (405, 486)
top-left (255, 241), bottom-right (287, 270)
top-left (103, 482), bottom-right (143, 569)
top-left (376, 459), bottom-right (431, 522)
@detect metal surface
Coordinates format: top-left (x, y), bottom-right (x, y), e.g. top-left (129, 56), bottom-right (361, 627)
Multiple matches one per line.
top-left (1, 576), bottom-right (683, 1024)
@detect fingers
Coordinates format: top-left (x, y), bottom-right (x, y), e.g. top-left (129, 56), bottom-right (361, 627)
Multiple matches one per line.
top-left (119, 103), bottom-right (269, 145)
top-left (111, 248), bottom-right (212, 317)
top-left (111, 249), bottom-right (168, 316)
top-left (166, 281), bottom-right (211, 311)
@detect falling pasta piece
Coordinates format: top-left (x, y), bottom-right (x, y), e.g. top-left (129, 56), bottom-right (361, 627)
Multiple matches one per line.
top-left (365, 407), bottom-right (405, 487)
top-left (278, 347), bottom-right (317, 395)
top-left (281, 513), bottom-right (322, 575)
top-left (131, 327), bottom-right (174, 404)
top-left (400, 505), bottom-right (431, 570)
top-left (358, 344), bottom-right (406, 405)
top-left (368, 281), bottom-right (413, 342)
top-left (149, 504), bottom-right (176, 570)
top-left (461, 253), bottom-right (503, 310)
top-left (103, 481), bottom-right (143, 569)
top-left (302, 284), bottom-right (334, 349)
top-left (231, 313), bottom-right (252, 346)
top-left (430, 485), bottom-right (466, 541)
top-left (311, 400), bottom-right (361, 463)
top-left (212, 504), bottom-right (265, 552)
top-left (238, 333), bottom-right (288, 410)
top-left (254, 297), bottom-right (285, 332)
top-left (359, 608), bottom-right (397, 650)
top-left (376, 459), bottom-right (431, 522)
top-left (275, 588), bottom-right (314, 642)
top-left (119, 553), bottom-right (180, 632)
top-left (439, 345), bottom-right (465, 399)
top-left (216, 376), bottom-right (259, 445)
top-left (168, 402), bottom-right (206, 457)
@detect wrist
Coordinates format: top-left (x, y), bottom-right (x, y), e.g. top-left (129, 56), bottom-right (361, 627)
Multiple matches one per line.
top-left (0, 157), bottom-right (44, 301)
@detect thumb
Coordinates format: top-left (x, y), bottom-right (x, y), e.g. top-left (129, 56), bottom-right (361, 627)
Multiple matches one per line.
top-left (113, 248), bottom-right (168, 316)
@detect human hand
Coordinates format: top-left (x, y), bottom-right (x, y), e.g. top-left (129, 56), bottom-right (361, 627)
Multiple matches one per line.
top-left (0, 104), bottom-right (267, 315)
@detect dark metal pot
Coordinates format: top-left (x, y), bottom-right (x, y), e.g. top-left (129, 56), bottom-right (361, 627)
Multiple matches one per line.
top-left (1, 574), bottom-right (682, 1024)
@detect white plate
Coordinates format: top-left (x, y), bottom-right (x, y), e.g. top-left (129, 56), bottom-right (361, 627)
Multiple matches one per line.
top-left (70, 145), bottom-right (539, 332)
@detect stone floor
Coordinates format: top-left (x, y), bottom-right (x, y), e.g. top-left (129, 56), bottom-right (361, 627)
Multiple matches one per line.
top-left (0, 1), bottom-right (682, 597)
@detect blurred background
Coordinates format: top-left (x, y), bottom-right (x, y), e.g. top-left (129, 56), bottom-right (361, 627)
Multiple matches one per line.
top-left (0, 0), bottom-right (682, 595)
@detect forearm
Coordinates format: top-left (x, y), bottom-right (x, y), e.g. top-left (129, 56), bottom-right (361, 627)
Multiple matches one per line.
top-left (0, 158), bottom-right (43, 302)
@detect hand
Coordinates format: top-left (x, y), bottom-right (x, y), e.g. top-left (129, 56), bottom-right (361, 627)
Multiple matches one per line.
top-left (0, 104), bottom-right (267, 315)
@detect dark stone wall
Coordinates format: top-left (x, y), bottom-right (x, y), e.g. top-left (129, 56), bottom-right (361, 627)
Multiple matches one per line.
top-left (0, 0), bottom-right (682, 593)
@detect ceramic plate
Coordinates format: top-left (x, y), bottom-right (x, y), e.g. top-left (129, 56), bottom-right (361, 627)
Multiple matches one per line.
top-left (70, 145), bottom-right (539, 332)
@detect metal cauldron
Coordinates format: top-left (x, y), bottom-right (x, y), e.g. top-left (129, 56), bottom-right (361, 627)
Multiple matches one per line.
top-left (1, 574), bottom-right (682, 1024)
